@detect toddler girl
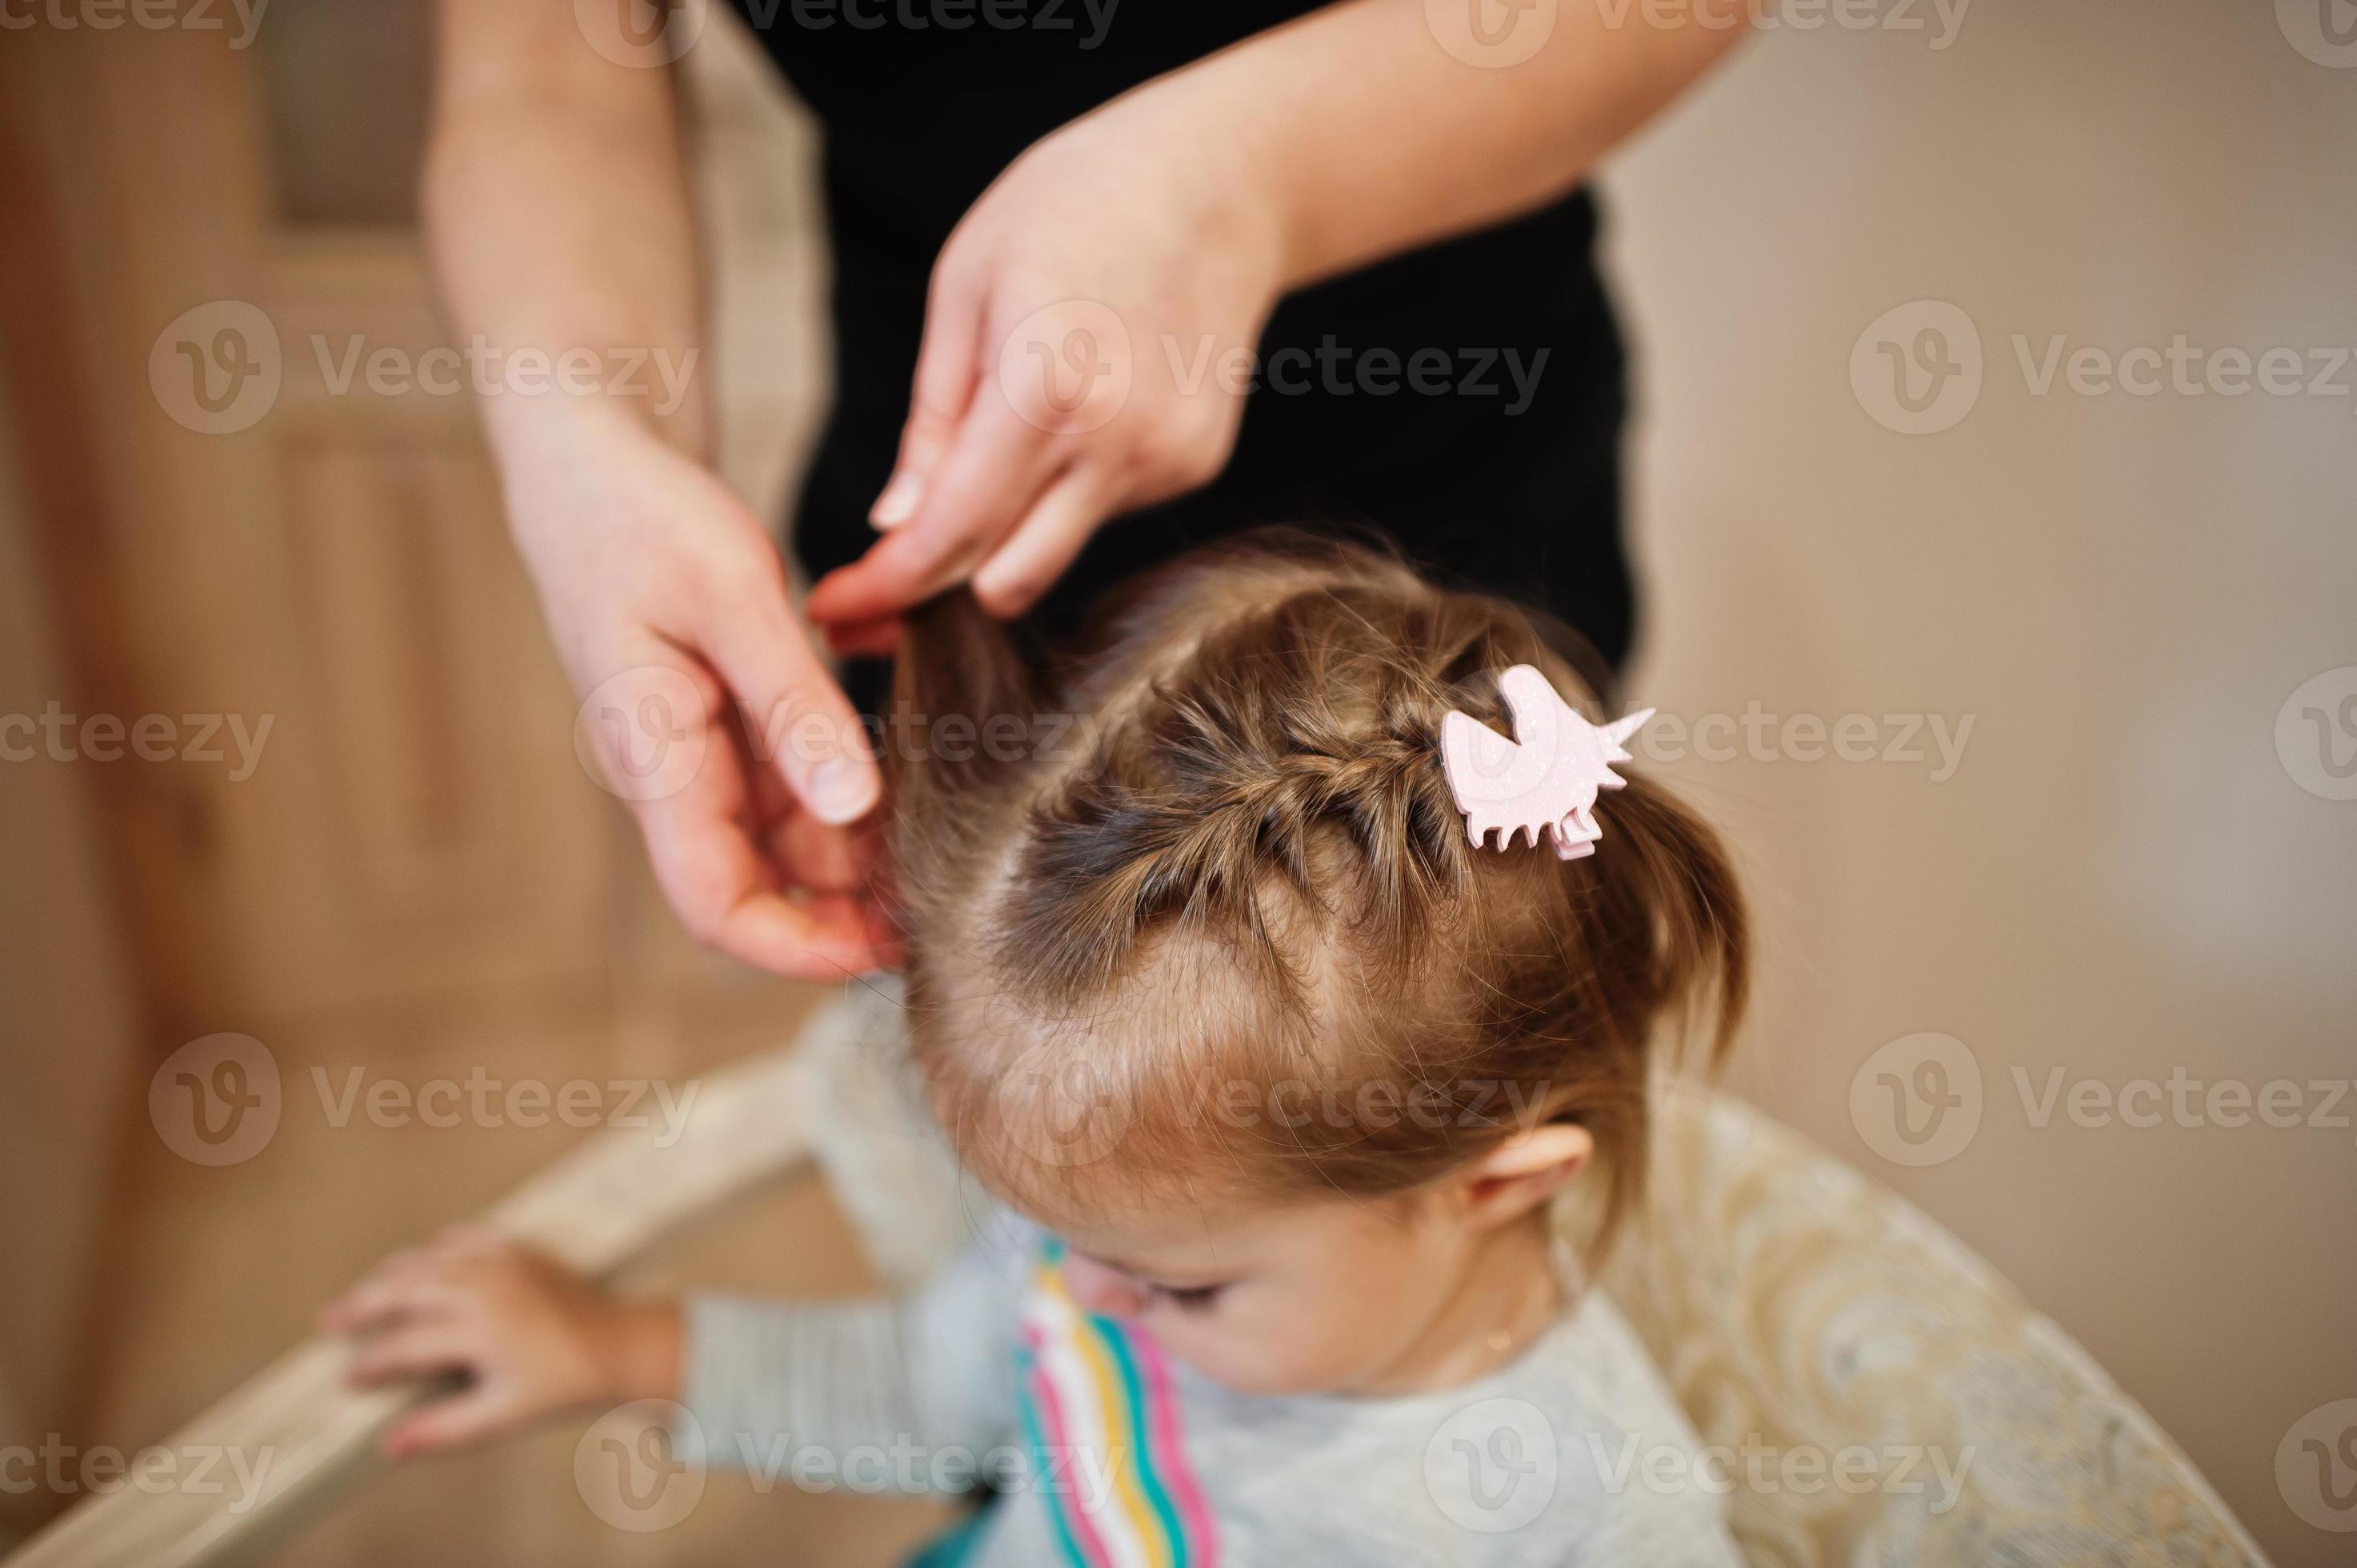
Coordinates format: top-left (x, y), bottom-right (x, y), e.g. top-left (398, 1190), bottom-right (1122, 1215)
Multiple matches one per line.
top-left (326, 531), bottom-right (1750, 1564)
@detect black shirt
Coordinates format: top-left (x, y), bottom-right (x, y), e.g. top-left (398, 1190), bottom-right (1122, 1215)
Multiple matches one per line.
top-left (726, 0), bottom-right (1635, 674)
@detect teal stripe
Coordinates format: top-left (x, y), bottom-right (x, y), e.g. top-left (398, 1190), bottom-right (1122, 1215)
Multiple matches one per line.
top-left (1016, 1341), bottom-right (1092, 1568)
top-left (1094, 1318), bottom-right (1190, 1561)
top-left (902, 1505), bottom-right (993, 1568)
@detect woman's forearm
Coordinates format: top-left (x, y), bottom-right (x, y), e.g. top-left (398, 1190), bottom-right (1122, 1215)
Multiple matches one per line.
top-left (1144, 0), bottom-right (1750, 291)
top-left (423, 0), bottom-right (710, 462)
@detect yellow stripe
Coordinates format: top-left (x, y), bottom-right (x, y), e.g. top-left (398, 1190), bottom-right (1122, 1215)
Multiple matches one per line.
top-left (1048, 1269), bottom-right (1173, 1568)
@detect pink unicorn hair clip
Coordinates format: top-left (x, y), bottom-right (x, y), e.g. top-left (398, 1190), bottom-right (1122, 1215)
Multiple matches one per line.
top-left (1439, 666), bottom-right (1653, 861)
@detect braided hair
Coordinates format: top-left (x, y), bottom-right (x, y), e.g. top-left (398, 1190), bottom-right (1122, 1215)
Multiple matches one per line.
top-left (883, 529), bottom-right (1746, 1256)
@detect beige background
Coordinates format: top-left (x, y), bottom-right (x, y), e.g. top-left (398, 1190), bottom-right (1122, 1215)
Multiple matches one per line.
top-left (1603, 5), bottom-right (2356, 1564)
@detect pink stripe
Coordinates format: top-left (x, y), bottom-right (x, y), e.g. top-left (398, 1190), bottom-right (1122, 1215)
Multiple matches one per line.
top-left (1024, 1323), bottom-right (1117, 1568)
top-left (1133, 1332), bottom-right (1219, 1565)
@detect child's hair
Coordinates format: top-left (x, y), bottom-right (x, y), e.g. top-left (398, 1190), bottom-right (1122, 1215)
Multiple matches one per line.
top-left (885, 529), bottom-right (1746, 1257)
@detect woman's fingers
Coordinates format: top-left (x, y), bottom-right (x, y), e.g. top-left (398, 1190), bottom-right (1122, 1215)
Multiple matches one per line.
top-left (970, 466), bottom-right (1110, 617)
top-left (806, 397), bottom-right (1057, 626)
top-left (871, 259), bottom-right (987, 528)
top-left (697, 582), bottom-right (878, 829)
top-left (820, 614), bottom-right (903, 659)
top-left (635, 786), bottom-right (887, 980)
top-left (615, 613), bottom-right (890, 978)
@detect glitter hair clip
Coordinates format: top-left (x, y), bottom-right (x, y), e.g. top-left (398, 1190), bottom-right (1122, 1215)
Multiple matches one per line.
top-left (1439, 666), bottom-right (1652, 861)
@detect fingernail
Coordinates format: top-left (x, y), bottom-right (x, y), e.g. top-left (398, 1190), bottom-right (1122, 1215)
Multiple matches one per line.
top-left (807, 758), bottom-right (879, 825)
top-left (870, 471), bottom-right (922, 529)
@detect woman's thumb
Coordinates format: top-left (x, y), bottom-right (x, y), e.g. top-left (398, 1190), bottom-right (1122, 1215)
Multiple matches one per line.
top-left (703, 600), bottom-right (878, 826)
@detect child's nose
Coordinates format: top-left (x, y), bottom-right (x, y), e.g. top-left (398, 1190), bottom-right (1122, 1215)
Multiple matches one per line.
top-left (1062, 1255), bottom-right (1148, 1318)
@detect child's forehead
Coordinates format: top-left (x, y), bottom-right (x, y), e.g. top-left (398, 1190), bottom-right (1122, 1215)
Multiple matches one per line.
top-left (1022, 1182), bottom-right (1369, 1278)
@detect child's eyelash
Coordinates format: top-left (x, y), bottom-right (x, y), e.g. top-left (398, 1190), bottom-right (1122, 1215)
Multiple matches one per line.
top-left (1150, 1284), bottom-right (1224, 1313)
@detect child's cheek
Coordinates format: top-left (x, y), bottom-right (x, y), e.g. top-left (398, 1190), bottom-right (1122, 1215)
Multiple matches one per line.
top-left (1153, 1299), bottom-right (1357, 1398)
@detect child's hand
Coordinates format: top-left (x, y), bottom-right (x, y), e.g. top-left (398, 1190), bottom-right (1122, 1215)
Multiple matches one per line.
top-left (319, 1226), bottom-right (682, 1459)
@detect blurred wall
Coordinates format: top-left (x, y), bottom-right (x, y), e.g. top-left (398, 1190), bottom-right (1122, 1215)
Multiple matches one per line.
top-left (1601, 4), bottom-right (2355, 1563)
top-left (0, 342), bottom-right (140, 1485)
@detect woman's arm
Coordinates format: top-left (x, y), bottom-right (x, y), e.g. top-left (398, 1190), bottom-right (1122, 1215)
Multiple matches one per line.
top-left (425, 0), bottom-right (890, 981)
top-left (1147, 0), bottom-right (1749, 293)
top-left (426, 0), bottom-right (709, 456)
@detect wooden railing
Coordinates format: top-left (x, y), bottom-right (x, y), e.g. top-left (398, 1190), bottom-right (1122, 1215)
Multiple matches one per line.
top-left (6, 1050), bottom-right (821, 1568)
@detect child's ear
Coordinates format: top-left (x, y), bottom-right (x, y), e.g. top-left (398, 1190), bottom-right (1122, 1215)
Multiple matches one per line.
top-left (1452, 1123), bottom-right (1595, 1230)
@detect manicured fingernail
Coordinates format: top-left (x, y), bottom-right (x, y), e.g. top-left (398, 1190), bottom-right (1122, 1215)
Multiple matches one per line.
top-left (870, 471), bottom-right (922, 529)
top-left (807, 758), bottom-right (879, 825)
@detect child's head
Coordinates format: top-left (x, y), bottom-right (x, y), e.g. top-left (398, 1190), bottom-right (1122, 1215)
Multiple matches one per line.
top-left (886, 531), bottom-right (1746, 1395)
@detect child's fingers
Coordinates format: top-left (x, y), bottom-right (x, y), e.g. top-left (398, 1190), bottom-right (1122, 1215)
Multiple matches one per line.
top-left (346, 1318), bottom-right (485, 1388)
top-left (321, 1262), bottom-right (466, 1335)
top-left (378, 1383), bottom-right (526, 1460)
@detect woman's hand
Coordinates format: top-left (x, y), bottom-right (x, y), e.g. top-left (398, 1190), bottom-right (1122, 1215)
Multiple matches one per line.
top-left (802, 0), bottom-right (1746, 642)
top-left (321, 1227), bottom-right (682, 1458)
top-left (802, 90), bottom-right (1287, 642)
top-left (501, 402), bottom-right (896, 978)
